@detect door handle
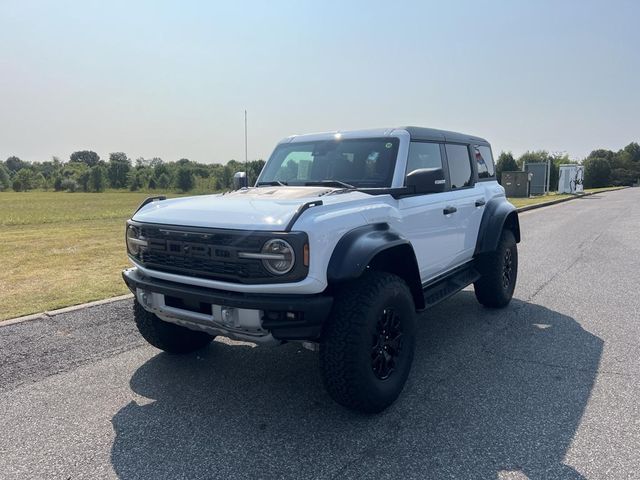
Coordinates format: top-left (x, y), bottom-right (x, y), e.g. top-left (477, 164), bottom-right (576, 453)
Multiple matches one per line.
top-left (443, 206), bottom-right (457, 215)
top-left (475, 199), bottom-right (486, 207)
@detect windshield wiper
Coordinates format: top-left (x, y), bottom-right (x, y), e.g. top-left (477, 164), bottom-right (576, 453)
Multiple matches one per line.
top-left (256, 180), bottom-right (287, 186)
top-left (304, 180), bottom-right (356, 189)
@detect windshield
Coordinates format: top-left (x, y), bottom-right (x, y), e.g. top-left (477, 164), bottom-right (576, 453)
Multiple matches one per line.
top-left (257, 137), bottom-right (400, 188)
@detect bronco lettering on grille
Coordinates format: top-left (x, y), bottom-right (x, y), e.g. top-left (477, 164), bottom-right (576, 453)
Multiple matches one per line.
top-left (161, 240), bottom-right (231, 259)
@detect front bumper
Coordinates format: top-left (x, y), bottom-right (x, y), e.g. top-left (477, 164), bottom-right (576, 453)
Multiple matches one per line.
top-left (122, 268), bottom-right (333, 342)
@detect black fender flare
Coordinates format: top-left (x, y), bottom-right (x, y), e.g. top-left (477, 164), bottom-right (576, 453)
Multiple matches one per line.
top-left (327, 223), bottom-right (424, 309)
top-left (475, 197), bottom-right (521, 255)
top-left (327, 223), bottom-right (410, 281)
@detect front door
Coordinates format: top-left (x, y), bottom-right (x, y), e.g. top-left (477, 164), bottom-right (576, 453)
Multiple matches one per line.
top-left (398, 142), bottom-right (460, 282)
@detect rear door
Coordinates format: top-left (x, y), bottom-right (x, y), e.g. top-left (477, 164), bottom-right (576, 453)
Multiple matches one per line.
top-left (442, 144), bottom-right (485, 265)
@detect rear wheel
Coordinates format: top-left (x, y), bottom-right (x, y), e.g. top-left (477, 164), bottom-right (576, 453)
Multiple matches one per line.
top-left (474, 229), bottom-right (518, 308)
top-left (133, 300), bottom-right (214, 354)
top-left (320, 271), bottom-right (416, 413)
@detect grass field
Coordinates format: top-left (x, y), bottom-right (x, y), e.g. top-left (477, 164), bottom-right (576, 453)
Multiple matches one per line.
top-left (0, 186), bottom-right (627, 321)
top-left (0, 191), bottom-right (176, 320)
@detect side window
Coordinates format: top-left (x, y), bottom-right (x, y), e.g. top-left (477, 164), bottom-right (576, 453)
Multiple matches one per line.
top-left (473, 145), bottom-right (496, 179)
top-left (445, 144), bottom-right (473, 189)
top-left (405, 142), bottom-right (443, 176)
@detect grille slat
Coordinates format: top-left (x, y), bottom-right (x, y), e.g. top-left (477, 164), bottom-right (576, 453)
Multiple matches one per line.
top-left (142, 252), bottom-right (265, 279)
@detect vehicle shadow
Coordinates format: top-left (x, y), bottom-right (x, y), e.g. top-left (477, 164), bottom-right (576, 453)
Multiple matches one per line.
top-left (110, 291), bottom-right (602, 479)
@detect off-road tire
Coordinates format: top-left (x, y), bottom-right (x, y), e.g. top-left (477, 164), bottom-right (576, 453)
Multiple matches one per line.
top-left (320, 271), bottom-right (416, 413)
top-left (474, 229), bottom-right (518, 308)
top-left (133, 300), bottom-right (214, 354)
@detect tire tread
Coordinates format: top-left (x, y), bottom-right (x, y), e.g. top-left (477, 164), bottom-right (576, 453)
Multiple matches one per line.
top-left (320, 271), bottom-right (415, 413)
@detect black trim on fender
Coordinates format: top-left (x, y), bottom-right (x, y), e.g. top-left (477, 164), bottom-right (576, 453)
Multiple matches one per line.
top-left (475, 196), bottom-right (521, 255)
top-left (327, 223), bottom-right (412, 282)
top-left (285, 200), bottom-right (323, 231)
top-left (135, 195), bottom-right (166, 214)
top-left (123, 268), bottom-right (333, 341)
top-left (327, 223), bottom-right (425, 311)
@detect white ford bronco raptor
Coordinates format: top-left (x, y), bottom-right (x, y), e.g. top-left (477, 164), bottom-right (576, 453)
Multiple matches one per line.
top-left (123, 127), bottom-right (520, 413)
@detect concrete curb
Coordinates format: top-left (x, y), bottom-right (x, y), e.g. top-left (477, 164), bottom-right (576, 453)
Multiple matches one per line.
top-left (0, 187), bottom-right (630, 327)
top-left (516, 187), bottom-right (628, 213)
top-left (1, 293), bottom-right (134, 327)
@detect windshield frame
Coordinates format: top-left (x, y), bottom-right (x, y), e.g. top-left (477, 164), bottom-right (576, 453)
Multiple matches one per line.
top-left (257, 136), bottom-right (404, 189)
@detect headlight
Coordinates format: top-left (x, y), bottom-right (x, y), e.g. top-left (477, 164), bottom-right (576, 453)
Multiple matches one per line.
top-left (260, 239), bottom-right (295, 275)
top-left (126, 225), bottom-right (147, 256)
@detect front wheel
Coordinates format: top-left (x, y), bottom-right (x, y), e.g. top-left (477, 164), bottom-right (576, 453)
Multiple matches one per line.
top-left (474, 229), bottom-right (518, 308)
top-left (320, 271), bottom-right (416, 413)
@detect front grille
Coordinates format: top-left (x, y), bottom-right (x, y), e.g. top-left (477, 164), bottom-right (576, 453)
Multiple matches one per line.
top-left (142, 251), bottom-right (266, 280)
top-left (129, 221), bottom-right (308, 284)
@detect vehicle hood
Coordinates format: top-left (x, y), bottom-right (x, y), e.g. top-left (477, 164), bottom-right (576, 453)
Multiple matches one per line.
top-left (132, 186), bottom-right (365, 231)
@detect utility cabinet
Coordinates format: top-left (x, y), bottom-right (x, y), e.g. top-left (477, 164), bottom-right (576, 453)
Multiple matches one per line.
top-left (558, 165), bottom-right (584, 194)
top-left (524, 163), bottom-right (548, 195)
top-left (502, 171), bottom-right (531, 197)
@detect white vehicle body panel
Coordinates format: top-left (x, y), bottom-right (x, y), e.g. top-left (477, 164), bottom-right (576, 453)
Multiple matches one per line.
top-left (132, 191), bottom-right (382, 294)
top-left (133, 186), bottom-right (333, 231)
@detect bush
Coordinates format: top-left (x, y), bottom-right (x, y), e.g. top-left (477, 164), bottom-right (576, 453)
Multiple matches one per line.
top-left (584, 157), bottom-right (612, 188)
top-left (12, 169), bottom-right (37, 191)
top-left (34, 172), bottom-right (46, 190)
top-left (157, 173), bottom-right (171, 189)
top-left (496, 152), bottom-right (518, 184)
top-left (175, 166), bottom-right (195, 192)
top-left (128, 173), bottom-right (141, 191)
top-left (77, 171), bottom-right (91, 192)
top-left (610, 168), bottom-right (637, 186)
top-left (61, 178), bottom-right (79, 192)
top-left (53, 176), bottom-right (63, 191)
top-left (89, 166), bottom-right (107, 192)
top-left (0, 164), bottom-right (10, 191)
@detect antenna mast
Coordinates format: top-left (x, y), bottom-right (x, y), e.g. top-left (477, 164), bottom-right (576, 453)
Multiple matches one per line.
top-left (244, 110), bottom-right (248, 169)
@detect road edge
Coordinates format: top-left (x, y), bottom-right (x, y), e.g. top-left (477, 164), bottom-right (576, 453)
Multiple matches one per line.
top-left (516, 187), bottom-right (628, 213)
top-left (1, 294), bottom-right (134, 327)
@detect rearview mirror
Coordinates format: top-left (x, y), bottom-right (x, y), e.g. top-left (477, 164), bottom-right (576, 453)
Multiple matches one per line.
top-left (406, 168), bottom-right (446, 194)
top-left (233, 171), bottom-right (248, 190)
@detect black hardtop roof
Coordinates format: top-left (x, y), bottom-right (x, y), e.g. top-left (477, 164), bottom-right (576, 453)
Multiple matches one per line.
top-left (400, 126), bottom-right (490, 146)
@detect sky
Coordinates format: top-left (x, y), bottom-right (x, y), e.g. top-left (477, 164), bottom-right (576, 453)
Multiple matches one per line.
top-left (1, 0), bottom-right (639, 164)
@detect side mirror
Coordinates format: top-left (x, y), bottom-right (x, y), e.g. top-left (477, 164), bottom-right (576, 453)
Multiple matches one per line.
top-left (406, 168), bottom-right (446, 194)
top-left (233, 171), bottom-right (248, 190)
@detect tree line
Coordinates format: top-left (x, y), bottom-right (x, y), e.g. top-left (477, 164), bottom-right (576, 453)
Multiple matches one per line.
top-left (1, 141), bottom-right (638, 194)
top-left (0, 151), bottom-right (265, 193)
top-left (495, 142), bottom-right (640, 189)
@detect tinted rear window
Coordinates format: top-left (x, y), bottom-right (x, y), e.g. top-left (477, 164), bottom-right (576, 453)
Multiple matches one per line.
top-left (445, 144), bottom-right (473, 189)
top-left (474, 145), bottom-right (495, 178)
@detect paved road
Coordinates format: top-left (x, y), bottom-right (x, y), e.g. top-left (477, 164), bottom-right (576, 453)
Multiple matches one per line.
top-left (1, 188), bottom-right (639, 480)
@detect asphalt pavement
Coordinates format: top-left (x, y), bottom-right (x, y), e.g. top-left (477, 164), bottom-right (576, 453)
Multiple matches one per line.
top-left (1, 188), bottom-right (639, 479)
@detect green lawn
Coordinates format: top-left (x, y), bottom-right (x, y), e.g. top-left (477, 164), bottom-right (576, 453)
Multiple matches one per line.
top-left (0, 191), bottom-right (181, 320)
